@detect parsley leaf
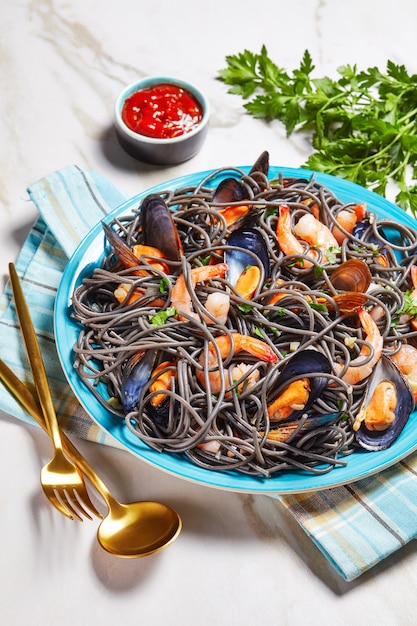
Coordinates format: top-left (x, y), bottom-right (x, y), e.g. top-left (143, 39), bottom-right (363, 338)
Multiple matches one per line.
top-left (237, 303), bottom-right (253, 313)
top-left (159, 277), bottom-right (169, 294)
top-left (397, 290), bottom-right (417, 318)
top-left (309, 301), bottom-right (328, 313)
top-left (218, 48), bottom-right (417, 216)
top-left (150, 307), bottom-right (177, 326)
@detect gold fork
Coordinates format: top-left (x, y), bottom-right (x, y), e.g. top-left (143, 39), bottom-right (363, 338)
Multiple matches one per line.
top-left (9, 262), bottom-right (100, 521)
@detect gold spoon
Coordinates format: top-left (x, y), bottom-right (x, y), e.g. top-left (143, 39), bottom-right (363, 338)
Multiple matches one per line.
top-left (0, 358), bottom-right (182, 557)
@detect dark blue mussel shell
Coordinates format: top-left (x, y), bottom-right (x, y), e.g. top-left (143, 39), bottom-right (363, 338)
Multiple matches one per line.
top-left (270, 350), bottom-right (333, 421)
top-left (225, 227), bottom-right (269, 288)
top-left (121, 350), bottom-right (174, 425)
top-left (121, 350), bottom-right (156, 414)
top-left (140, 194), bottom-right (183, 261)
top-left (354, 355), bottom-right (414, 451)
top-left (352, 218), bottom-right (389, 261)
top-left (212, 150), bottom-right (270, 205)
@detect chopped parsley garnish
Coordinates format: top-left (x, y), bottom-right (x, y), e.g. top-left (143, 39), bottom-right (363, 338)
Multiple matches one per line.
top-left (150, 306), bottom-right (177, 326)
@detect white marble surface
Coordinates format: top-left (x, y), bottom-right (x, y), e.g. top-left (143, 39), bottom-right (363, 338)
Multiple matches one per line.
top-left (2, 1), bottom-right (417, 624)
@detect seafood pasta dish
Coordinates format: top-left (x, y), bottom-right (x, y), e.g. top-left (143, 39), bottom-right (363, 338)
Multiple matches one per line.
top-left (70, 152), bottom-right (417, 478)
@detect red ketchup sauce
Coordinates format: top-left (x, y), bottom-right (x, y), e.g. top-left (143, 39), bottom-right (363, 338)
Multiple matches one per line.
top-left (121, 83), bottom-right (203, 139)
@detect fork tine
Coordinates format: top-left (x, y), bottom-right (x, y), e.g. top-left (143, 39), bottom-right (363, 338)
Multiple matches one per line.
top-left (47, 477), bottom-right (100, 521)
top-left (56, 489), bottom-right (86, 522)
top-left (64, 488), bottom-right (94, 521)
top-left (41, 484), bottom-right (80, 521)
top-left (71, 481), bottom-right (101, 519)
top-left (40, 456), bottom-right (100, 522)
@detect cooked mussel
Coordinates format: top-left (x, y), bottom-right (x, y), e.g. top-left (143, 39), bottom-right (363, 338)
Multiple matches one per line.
top-left (212, 177), bottom-right (249, 205)
top-left (102, 195), bottom-right (183, 269)
top-left (267, 350), bottom-right (332, 422)
top-left (121, 350), bottom-right (176, 424)
top-left (352, 218), bottom-right (389, 265)
top-left (352, 218), bottom-right (388, 243)
top-left (248, 150), bottom-right (269, 189)
top-left (121, 350), bottom-right (156, 413)
top-left (211, 151), bottom-right (270, 230)
top-left (264, 411), bottom-right (341, 443)
top-left (212, 150), bottom-right (270, 204)
top-left (102, 222), bottom-right (141, 270)
top-left (102, 221), bottom-right (169, 277)
top-left (225, 227), bottom-right (269, 294)
top-left (353, 355), bottom-right (414, 451)
top-left (140, 194), bottom-right (183, 261)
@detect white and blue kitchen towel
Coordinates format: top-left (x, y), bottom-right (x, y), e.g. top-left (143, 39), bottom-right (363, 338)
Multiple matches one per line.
top-left (1, 164), bottom-right (417, 582)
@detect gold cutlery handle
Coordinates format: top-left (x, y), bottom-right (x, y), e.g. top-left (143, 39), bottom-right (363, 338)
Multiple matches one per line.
top-left (8, 263), bottom-right (63, 450)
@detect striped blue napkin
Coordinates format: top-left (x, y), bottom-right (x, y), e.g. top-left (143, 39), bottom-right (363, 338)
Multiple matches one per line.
top-left (2, 164), bottom-right (417, 582)
top-left (0, 166), bottom-right (126, 444)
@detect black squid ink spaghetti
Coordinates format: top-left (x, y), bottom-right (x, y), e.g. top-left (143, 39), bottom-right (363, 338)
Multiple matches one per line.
top-left (70, 151), bottom-right (417, 477)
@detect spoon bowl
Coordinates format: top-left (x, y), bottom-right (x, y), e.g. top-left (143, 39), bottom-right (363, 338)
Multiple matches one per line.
top-left (97, 500), bottom-right (181, 557)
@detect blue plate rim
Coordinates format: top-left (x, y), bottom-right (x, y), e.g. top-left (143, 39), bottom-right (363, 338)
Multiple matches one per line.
top-left (54, 165), bottom-right (417, 494)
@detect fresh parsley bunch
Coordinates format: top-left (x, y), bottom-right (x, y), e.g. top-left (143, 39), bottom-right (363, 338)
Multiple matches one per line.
top-left (218, 46), bottom-right (417, 216)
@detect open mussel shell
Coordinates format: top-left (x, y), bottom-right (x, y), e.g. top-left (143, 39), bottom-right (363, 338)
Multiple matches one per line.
top-left (140, 194), bottom-right (183, 261)
top-left (225, 227), bottom-right (269, 287)
top-left (354, 355), bottom-right (414, 451)
top-left (248, 150), bottom-right (269, 189)
top-left (121, 351), bottom-right (175, 425)
top-left (352, 218), bottom-right (389, 244)
top-left (266, 411), bottom-right (342, 443)
top-left (212, 177), bottom-right (249, 205)
top-left (270, 349), bottom-right (332, 420)
top-left (277, 349), bottom-right (332, 387)
top-left (352, 219), bottom-right (390, 262)
top-left (102, 222), bottom-right (141, 270)
top-left (212, 150), bottom-right (270, 204)
top-left (329, 259), bottom-right (372, 293)
top-left (121, 350), bottom-right (156, 413)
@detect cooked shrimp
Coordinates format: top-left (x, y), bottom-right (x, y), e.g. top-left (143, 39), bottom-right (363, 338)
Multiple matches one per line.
top-left (293, 213), bottom-right (339, 261)
top-left (114, 283), bottom-right (143, 305)
top-left (196, 332), bottom-right (278, 394)
top-left (332, 203), bottom-right (367, 245)
top-left (276, 205), bottom-right (313, 267)
top-left (204, 292), bottom-right (230, 325)
top-left (197, 439), bottom-right (221, 454)
top-left (390, 343), bottom-right (417, 402)
top-left (114, 283), bottom-right (165, 307)
top-left (335, 307), bottom-right (383, 385)
top-left (171, 262), bottom-right (228, 322)
top-left (231, 363), bottom-right (261, 393)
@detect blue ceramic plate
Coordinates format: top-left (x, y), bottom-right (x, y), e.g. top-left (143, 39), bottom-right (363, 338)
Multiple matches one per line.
top-left (54, 166), bottom-right (417, 494)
